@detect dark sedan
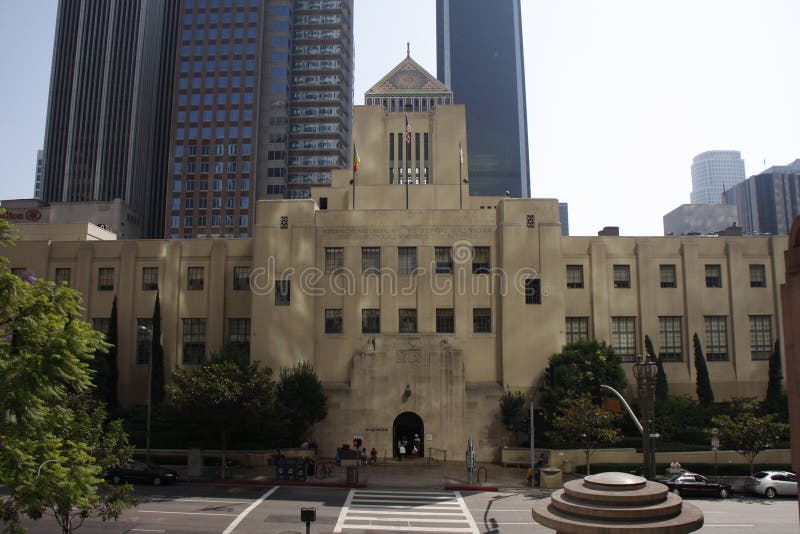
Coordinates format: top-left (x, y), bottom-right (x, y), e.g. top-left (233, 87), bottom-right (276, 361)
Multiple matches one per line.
top-left (660, 472), bottom-right (731, 498)
top-left (107, 461), bottom-right (178, 486)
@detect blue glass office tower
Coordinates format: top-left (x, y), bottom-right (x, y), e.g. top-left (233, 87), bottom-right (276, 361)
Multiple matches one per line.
top-left (436, 0), bottom-right (530, 198)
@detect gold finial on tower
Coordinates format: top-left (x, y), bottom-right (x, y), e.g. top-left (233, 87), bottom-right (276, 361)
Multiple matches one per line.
top-left (407, 42), bottom-right (410, 57)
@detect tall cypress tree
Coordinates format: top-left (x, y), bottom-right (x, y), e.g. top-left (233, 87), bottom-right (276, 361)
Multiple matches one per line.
top-left (150, 291), bottom-right (165, 405)
top-left (765, 339), bottom-right (783, 410)
top-left (693, 333), bottom-right (714, 407)
top-left (107, 295), bottom-right (119, 412)
top-left (645, 335), bottom-right (668, 400)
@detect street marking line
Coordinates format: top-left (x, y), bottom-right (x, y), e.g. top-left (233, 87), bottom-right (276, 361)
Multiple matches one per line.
top-left (138, 510), bottom-right (237, 517)
top-left (349, 504), bottom-right (461, 510)
top-left (348, 509), bottom-right (465, 516)
top-left (334, 488), bottom-right (356, 533)
top-left (703, 525), bottom-right (754, 528)
top-left (221, 486), bottom-right (279, 534)
top-left (337, 526), bottom-right (473, 532)
top-left (175, 499), bottom-right (249, 504)
top-left (454, 491), bottom-right (481, 534)
top-left (129, 530), bottom-right (166, 533)
top-left (356, 489), bottom-right (454, 495)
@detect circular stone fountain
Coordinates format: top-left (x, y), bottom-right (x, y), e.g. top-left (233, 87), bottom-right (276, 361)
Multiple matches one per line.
top-left (531, 472), bottom-right (703, 533)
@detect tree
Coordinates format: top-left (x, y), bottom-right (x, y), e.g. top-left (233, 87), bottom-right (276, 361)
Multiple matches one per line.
top-left (499, 388), bottom-right (528, 446)
top-left (548, 394), bottom-right (622, 475)
top-left (169, 357), bottom-right (275, 479)
top-left (1, 234), bottom-right (135, 532)
top-left (91, 296), bottom-right (119, 412)
top-left (541, 340), bottom-right (627, 416)
top-left (692, 333), bottom-right (714, 406)
top-left (150, 292), bottom-right (165, 405)
top-left (645, 335), bottom-right (668, 400)
top-left (276, 361), bottom-right (327, 446)
top-left (764, 339), bottom-right (783, 412)
top-left (712, 411), bottom-right (788, 475)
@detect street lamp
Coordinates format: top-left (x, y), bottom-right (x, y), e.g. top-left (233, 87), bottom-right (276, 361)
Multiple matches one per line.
top-left (139, 325), bottom-right (153, 463)
top-left (632, 353), bottom-right (658, 479)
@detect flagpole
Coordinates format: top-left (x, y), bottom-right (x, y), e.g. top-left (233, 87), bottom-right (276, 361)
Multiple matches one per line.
top-left (352, 168), bottom-right (355, 210)
top-left (459, 142), bottom-right (463, 210)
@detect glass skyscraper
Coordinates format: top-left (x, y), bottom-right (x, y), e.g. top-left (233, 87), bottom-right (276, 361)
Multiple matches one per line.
top-left (690, 150), bottom-right (746, 205)
top-left (436, 0), bottom-right (530, 198)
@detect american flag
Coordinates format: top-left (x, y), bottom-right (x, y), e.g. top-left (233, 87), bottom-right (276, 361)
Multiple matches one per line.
top-left (405, 115), bottom-right (411, 144)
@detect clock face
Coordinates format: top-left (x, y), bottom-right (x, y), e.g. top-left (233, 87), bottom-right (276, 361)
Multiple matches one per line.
top-left (391, 70), bottom-right (425, 89)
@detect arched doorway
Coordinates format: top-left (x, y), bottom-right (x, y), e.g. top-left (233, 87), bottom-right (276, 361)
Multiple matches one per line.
top-left (393, 412), bottom-right (424, 458)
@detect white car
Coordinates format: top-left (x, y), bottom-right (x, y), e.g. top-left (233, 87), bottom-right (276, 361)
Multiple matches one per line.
top-left (744, 471), bottom-right (797, 498)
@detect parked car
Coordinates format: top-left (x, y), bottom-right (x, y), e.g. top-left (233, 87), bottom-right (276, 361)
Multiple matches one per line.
top-left (744, 471), bottom-right (797, 498)
top-left (659, 472), bottom-right (731, 498)
top-left (107, 461), bottom-right (178, 486)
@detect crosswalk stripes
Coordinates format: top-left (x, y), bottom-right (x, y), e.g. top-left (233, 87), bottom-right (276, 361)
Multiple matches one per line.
top-left (334, 488), bottom-right (480, 533)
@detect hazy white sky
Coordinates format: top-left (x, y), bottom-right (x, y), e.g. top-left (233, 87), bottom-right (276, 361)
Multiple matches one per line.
top-left (1, 0), bottom-right (798, 236)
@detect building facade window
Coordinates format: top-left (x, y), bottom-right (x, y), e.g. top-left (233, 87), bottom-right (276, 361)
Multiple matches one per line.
top-left (749, 315), bottom-right (772, 360)
top-left (325, 309), bottom-right (343, 333)
top-left (704, 315), bottom-right (728, 361)
top-left (566, 265), bottom-right (584, 288)
top-left (136, 318), bottom-right (153, 364)
top-left (182, 318), bottom-right (206, 364)
top-left (275, 280), bottom-right (290, 306)
top-left (658, 316), bottom-right (683, 362)
top-left (436, 308), bottom-right (455, 333)
top-left (659, 264), bottom-right (677, 288)
top-left (613, 265), bottom-right (630, 288)
top-left (705, 264), bottom-right (722, 288)
top-left (398, 247), bottom-right (416, 275)
top-left (325, 247), bottom-right (344, 275)
top-left (233, 266), bottom-right (250, 290)
top-left (362, 309), bottom-right (380, 334)
top-left (142, 267), bottom-right (159, 291)
top-left (749, 264), bottom-right (767, 288)
top-left (434, 246), bottom-right (453, 274)
top-left (228, 318), bottom-right (250, 364)
top-left (361, 247), bottom-right (380, 275)
top-left (473, 308), bottom-right (492, 333)
top-left (565, 317), bottom-right (589, 343)
top-left (611, 316), bottom-right (636, 361)
top-left (55, 267), bottom-right (71, 286)
top-left (525, 278), bottom-right (541, 304)
top-left (399, 308), bottom-right (417, 333)
top-left (472, 246), bottom-right (490, 274)
top-left (187, 266), bottom-right (204, 290)
top-left (98, 268), bottom-right (114, 291)
top-left (92, 318), bottom-right (110, 337)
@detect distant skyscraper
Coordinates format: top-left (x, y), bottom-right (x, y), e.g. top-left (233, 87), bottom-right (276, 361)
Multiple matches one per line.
top-left (436, 0), bottom-right (530, 198)
top-left (34, 150), bottom-right (44, 200)
top-left (166, 0), bottom-right (353, 238)
top-left (558, 203), bottom-right (569, 236)
top-left (690, 150), bottom-right (746, 205)
top-left (724, 159), bottom-right (800, 235)
top-left (42, 0), bottom-right (179, 239)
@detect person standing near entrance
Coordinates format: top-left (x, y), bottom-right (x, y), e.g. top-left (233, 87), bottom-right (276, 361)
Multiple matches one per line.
top-left (397, 439), bottom-right (405, 460)
top-left (413, 434), bottom-right (422, 456)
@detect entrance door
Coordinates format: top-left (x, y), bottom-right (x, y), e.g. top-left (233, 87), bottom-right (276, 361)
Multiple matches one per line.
top-left (393, 412), bottom-right (424, 458)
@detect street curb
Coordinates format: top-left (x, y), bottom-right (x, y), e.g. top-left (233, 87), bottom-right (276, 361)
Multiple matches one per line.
top-left (186, 479), bottom-right (367, 489)
top-left (445, 485), bottom-right (499, 492)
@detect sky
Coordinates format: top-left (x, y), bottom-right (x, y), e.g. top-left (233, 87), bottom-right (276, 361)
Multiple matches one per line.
top-left (0, 0), bottom-right (798, 236)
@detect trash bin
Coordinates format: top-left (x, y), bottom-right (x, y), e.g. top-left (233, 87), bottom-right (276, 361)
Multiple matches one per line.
top-left (561, 460), bottom-right (574, 474)
top-left (346, 465), bottom-right (359, 484)
top-left (539, 467), bottom-right (563, 489)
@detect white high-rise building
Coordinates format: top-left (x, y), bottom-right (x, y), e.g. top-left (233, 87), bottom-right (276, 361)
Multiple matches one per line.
top-left (690, 150), bottom-right (746, 204)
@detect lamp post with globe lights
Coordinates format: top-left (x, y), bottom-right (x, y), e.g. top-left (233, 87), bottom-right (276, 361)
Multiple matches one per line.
top-left (633, 353), bottom-right (659, 479)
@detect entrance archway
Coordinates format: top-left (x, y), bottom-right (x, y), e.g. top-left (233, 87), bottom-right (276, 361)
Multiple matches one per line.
top-left (393, 412), bottom-right (424, 458)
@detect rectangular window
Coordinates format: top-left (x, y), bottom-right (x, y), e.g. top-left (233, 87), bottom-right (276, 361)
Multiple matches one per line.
top-left (362, 309), bottom-right (380, 334)
top-left (705, 264), bottom-right (722, 288)
top-left (566, 265), bottom-right (584, 288)
top-left (398, 247), bottom-right (417, 275)
top-left (399, 308), bottom-right (417, 333)
top-left (660, 264), bottom-right (677, 288)
top-left (325, 247), bottom-right (344, 275)
top-left (749, 315), bottom-right (772, 360)
top-left (361, 247), bottom-right (380, 275)
top-left (435, 246), bottom-right (453, 274)
top-left (566, 317), bottom-right (589, 344)
top-left (142, 267), bottom-right (159, 291)
top-left (233, 266), bottom-right (250, 290)
top-left (613, 265), bottom-right (631, 288)
top-left (473, 308), bottom-right (492, 333)
top-left (611, 316), bottom-right (636, 361)
top-left (525, 279), bottom-right (541, 304)
top-left (749, 264), bottom-right (767, 288)
top-left (97, 268), bottom-right (114, 291)
top-left (472, 246), bottom-right (490, 274)
top-left (704, 315), bottom-right (728, 361)
top-left (228, 318), bottom-right (251, 363)
top-left (54, 267), bottom-right (71, 286)
top-left (275, 280), bottom-right (290, 306)
top-left (325, 309), bottom-right (343, 334)
top-left (182, 318), bottom-right (206, 364)
top-left (187, 267), bottom-right (204, 290)
top-left (136, 318), bottom-right (153, 364)
top-left (92, 318), bottom-right (110, 337)
top-left (436, 308), bottom-right (454, 334)
top-left (658, 316), bottom-right (683, 362)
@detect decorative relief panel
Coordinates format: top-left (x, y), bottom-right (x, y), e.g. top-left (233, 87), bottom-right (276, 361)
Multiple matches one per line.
top-left (321, 226), bottom-right (494, 242)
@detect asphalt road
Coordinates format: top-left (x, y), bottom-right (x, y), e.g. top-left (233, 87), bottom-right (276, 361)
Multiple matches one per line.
top-left (6, 483), bottom-right (799, 533)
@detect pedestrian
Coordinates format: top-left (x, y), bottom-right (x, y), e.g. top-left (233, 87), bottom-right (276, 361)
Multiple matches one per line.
top-left (360, 447), bottom-right (367, 466)
top-left (398, 440), bottom-right (406, 461)
top-left (369, 447), bottom-right (378, 465)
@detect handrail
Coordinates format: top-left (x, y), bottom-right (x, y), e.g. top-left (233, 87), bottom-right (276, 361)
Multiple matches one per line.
top-left (476, 466), bottom-right (488, 483)
top-left (600, 384), bottom-right (643, 434)
top-left (428, 447), bottom-right (447, 465)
